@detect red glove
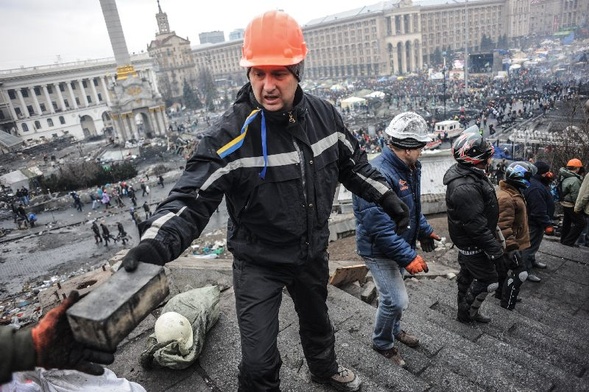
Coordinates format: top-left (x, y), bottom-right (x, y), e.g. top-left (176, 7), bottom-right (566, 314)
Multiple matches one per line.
top-left (544, 226), bottom-right (554, 235)
top-left (405, 255), bottom-right (429, 275)
top-left (32, 291), bottom-right (115, 375)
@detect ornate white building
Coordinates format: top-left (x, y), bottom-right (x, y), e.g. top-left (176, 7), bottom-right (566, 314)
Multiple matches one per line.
top-left (0, 55), bottom-right (158, 145)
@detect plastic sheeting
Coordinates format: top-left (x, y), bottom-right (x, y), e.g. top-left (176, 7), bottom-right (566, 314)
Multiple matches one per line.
top-left (1, 368), bottom-right (146, 392)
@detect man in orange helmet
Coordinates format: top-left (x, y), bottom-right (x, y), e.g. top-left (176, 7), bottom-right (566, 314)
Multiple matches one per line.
top-left (121, 10), bottom-right (410, 392)
top-left (558, 158), bottom-right (586, 246)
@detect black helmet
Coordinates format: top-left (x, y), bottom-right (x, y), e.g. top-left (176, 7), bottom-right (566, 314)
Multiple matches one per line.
top-left (505, 161), bottom-right (537, 188)
top-left (451, 131), bottom-right (494, 166)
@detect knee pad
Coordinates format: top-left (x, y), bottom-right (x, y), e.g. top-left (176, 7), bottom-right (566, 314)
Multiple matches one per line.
top-left (487, 282), bottom-right (499, 293)
top-left (519, 271), bottom-right (528, 282)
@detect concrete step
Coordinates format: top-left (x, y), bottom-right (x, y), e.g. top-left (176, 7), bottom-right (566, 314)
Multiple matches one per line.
top-left (411, 277), bottom-right (589, 389)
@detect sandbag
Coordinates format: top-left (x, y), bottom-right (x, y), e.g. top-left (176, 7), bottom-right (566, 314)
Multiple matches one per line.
top-left (140, 285), bottom-right (220, 370)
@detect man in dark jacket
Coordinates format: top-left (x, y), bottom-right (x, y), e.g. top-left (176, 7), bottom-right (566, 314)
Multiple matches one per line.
top-left (120, 10), bottom-right (409, 392)
top-left (353, 112), bottom-right (439, 369)
top-left (444, 128), bottom-right (503, 323)
top-left (0, 291), bottom-right (114, 384)
top-left (91, 220), bottom-right (102, 244)
top-left (522, 161), bottom-right (554, 282)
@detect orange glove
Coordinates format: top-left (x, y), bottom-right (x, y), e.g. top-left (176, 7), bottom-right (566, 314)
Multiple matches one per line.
top-left (32, 291), bottom-right (115, 375)
top-left (405, 255), bottom-right (429, 275)
top-left (544, 226), bottom-right (554, 235)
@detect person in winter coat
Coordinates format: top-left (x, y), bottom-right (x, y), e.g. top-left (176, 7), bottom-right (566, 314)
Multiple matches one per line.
top-left (119, 10), bottom-right (409, 392)
top-left (116, 222), bottom-right (129, 245)
top-left (558, 158), bottom-right (585, 246)
top-left (495, 161), bottom-right (534, 310)
top-left (0, 291), bottom-right (114, 384)
top-left (353, 112), bottom-right (439, 369)
top-left (91, 221), bottom-right (102, 244)
top-left (142, 201), bottom-right (151, 219)
top-left (444, 128), bottom-right (503, 324)
top-left (522, 161), bottom-right (555, 282)
top-left (100, 222), bottom-right (114, 246)
top-left (101, 192), bottom-right (111, 210)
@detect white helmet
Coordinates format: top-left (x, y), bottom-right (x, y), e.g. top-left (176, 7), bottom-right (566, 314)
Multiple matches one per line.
top-left (385, 112), bottom-right (432, 148)
top-left (154, 311), bottom-right (194, 355)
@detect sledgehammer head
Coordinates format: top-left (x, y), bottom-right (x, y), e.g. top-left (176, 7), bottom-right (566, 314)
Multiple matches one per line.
top-left (66, 263), bottom-right (169, 352)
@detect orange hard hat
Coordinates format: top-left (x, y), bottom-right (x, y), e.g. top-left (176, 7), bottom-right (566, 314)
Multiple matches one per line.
top-left (567, 158), bottom-right (583, 168)
top-left (240, 10), bottom-right (308, 67)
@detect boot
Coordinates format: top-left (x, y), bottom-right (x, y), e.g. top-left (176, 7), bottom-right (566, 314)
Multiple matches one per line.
top-left (471, 311), bottom-right (491, 323)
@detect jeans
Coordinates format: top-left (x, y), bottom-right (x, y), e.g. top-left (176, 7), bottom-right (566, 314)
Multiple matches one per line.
top-left (363, 257), bottom-right (408, 350)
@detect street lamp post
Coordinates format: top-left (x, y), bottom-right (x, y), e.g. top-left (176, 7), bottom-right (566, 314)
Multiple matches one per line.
top-left (443, 67), bottom-right (447, 120)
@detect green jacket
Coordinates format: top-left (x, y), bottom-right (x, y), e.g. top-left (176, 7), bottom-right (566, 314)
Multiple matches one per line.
top-left (0, 326), bottom-right (36, 384)
top-left (558, 167), bottom-right (582, 207)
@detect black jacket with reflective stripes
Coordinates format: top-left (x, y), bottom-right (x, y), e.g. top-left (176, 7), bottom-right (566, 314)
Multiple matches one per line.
top-left (139, 83), bottom-right (391, 266)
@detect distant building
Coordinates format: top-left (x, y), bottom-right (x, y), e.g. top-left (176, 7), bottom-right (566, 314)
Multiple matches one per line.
top-left (228, 29), bottom-right (245, 41)
top-left (147, 1), bottom-right (198, 101)
top-left (199, 31), bottom-right (225, 44)
top-left (0, 55), bottom-right (157, 144)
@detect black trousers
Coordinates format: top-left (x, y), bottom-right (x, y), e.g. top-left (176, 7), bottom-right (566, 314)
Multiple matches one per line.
top-left (233, 254), bottom-right (338, 392)
top-left (457, 252), bottom-right (498, 317)
top-left (561, 206), bottom-right (586, 246)
top-left (522, 224), bottom-right (544, 270)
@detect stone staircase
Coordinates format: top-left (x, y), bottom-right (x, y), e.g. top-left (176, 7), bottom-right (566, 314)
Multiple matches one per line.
top-left (108, 239), bottom-right (589, 391)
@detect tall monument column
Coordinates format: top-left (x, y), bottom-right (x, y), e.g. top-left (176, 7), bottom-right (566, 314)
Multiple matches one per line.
top-left (99, 0), bottom-right (136, 80)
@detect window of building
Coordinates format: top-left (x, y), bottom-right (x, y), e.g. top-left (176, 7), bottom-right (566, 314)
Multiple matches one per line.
top-left (27, 105), bottom-right (34, 116)
top-left (75, 97), bottom-right (80, 106)
top-left (71, 83), bottom-right (76, 90)
top-left (60, 83), bottom-right (65, 92)
top-left (53, 102), bottom-right (58, 111)
top-left (47, 118), bottom-right (54, 127)
top-left (22, 123), bottom-right (29, 132)
top-left (21, 89), bottom-right (29, 98)
top-left (59, 116), bottom-right (66, 125)
top-left (35, 120), bottom-right (42, 130)
top-left (82, 80), bottom-right (88, 88)
top-left (40, 103), bottom-right (46, 112)
top-left (8, 90), bottom-right (16, 99)
top-left (93, 78), bottom-right (99, 86)
top-left (0, 111), bottom-right (5, 120)
top-left (87, 96), bottom-right (92, 104)
top-left (64, 99), bottom-right (69, 108)
top-left (47, 85), bottom-right (53, 94)
top-left (98, 93), bottom-right (103, 102)
top-left (15, 107), bottom-right (22, 116)
top-left (34, 87), bottom-right (42, 96)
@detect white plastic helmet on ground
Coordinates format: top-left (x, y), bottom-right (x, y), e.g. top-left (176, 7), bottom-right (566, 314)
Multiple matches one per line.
top-left (385, 112), bottom-right (432, 149)
top-left (154, 311), bottom-right (194, 355)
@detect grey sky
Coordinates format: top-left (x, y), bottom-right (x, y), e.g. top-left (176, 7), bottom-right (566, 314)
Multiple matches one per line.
top-left (0, 0), bottom-right (376, 70)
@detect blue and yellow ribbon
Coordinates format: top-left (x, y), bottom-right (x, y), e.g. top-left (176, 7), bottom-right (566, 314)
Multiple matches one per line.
top-left (217, 108), bottom-right (268, 179)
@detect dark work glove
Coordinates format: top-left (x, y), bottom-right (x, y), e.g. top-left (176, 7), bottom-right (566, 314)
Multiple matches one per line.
top-left (419, 232), bottom-right (441, 252)
top-left (122, 239), bottom-right (169, 272)
top-left (379, 191), bottom-right (410, 234)
top-left (32, 291), bottom-right (115, 375)
top-left (506, 250), bottom-right (522, 269)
